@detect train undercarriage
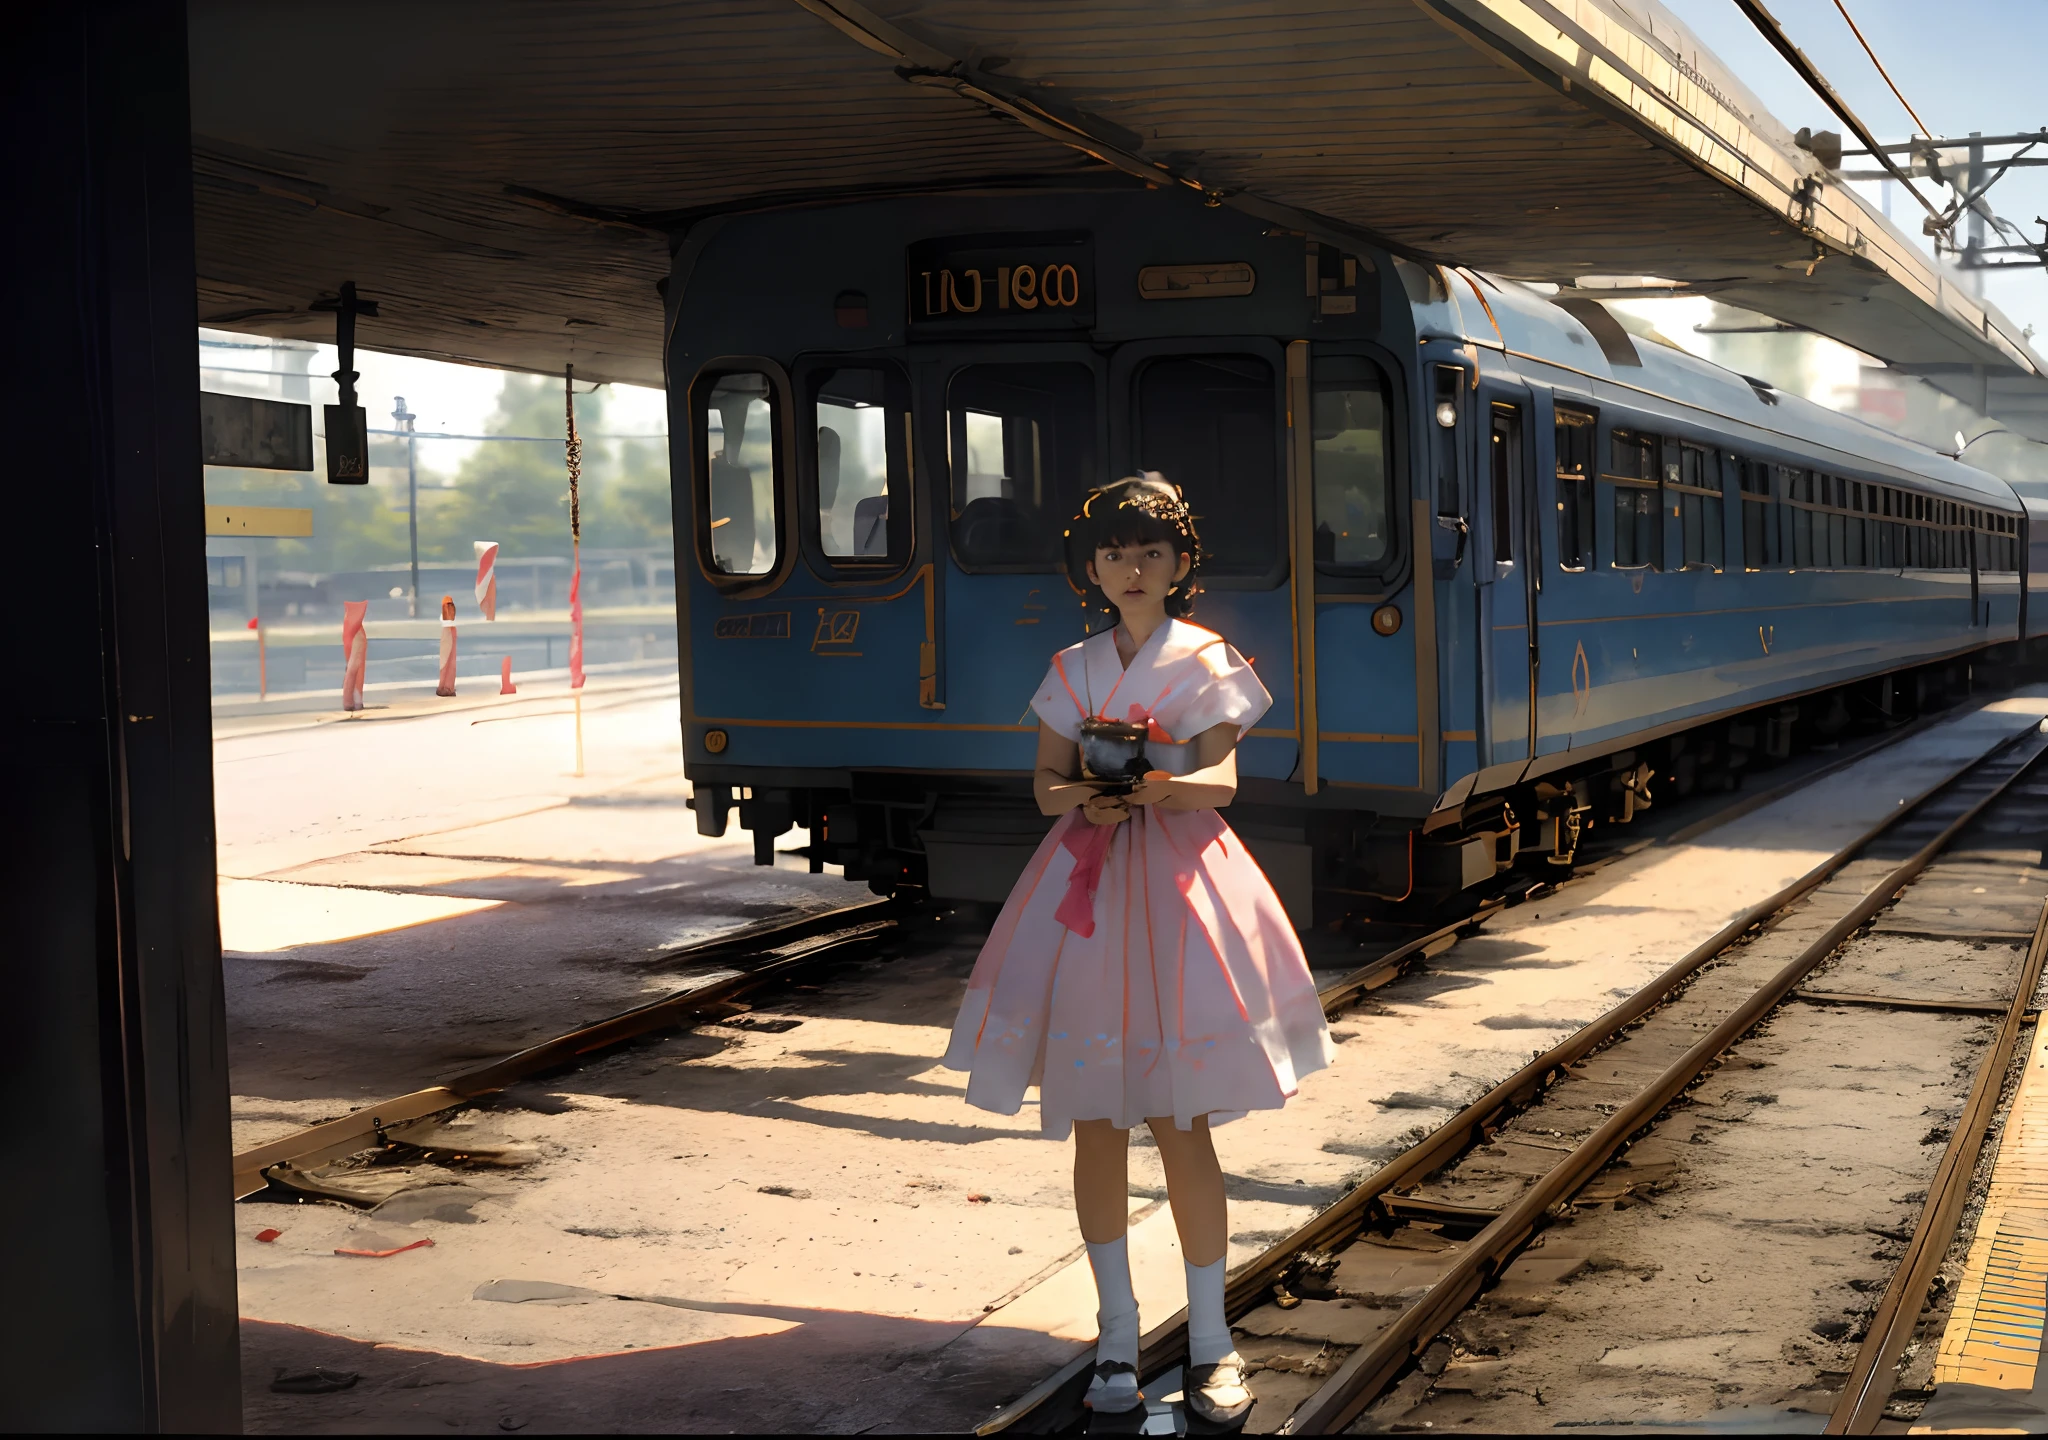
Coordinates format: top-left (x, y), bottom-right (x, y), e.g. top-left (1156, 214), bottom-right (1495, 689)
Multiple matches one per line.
top-left (690, 648), bottom-right (2033, 927)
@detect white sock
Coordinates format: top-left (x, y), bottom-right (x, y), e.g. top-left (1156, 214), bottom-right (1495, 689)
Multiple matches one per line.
top-left (1186, 1256), bottom-right (1234, 1366)
top-left (1087, 1236), bottom-right (1140, 1366)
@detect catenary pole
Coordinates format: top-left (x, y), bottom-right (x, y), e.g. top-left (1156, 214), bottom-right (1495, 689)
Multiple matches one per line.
top-left (566, 365), bottom-right (585, 776)
top-left (395, 396), bottom-right (419, 618)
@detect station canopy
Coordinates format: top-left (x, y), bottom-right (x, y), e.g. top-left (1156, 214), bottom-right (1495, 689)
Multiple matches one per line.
top-left (189, 0), bottom-right (2048, 436)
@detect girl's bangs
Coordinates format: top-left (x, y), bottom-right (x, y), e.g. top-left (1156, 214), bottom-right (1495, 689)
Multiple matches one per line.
top-left (1094, 511), bottom-right (1180, 551)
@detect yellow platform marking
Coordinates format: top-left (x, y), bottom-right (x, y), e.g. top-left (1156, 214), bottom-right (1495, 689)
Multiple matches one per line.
top-left (1936, 1210), bottom-right (2048, 1391)
top-left (1933, 1023), bottom-right (2048, 1390)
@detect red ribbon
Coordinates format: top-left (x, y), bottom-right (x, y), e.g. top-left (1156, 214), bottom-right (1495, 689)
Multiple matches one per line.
top-left (1052, 702), bottom-right (1187, 938)
top-left (1054, 811), bottom-right (1116, 938)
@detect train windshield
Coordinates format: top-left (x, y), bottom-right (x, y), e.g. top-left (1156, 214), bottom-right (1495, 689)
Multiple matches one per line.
top-left (812, 364), bottom-right (909, 564)
top-left (701, 371), bottom-right (778, 577)
top-left (1134, 355), bottom-right (1281, 581)
top-left (947, 362), bottom-right (1098, 570)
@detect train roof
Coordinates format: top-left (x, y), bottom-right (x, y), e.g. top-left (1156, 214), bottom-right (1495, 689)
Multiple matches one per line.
top-left (1414, 268), bottom-right (2021, 512)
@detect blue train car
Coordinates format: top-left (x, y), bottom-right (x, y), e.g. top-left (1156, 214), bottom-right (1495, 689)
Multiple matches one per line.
top-left (670, 188), bottom-right (2039, 922)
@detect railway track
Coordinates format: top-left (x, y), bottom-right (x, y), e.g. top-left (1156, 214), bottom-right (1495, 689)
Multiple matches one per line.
top-left (984, 721), bottom-right (2048, 1434)
top-left (231, 708), bottom-right (1923, 1202)
top-left (230, 899), bottom-right (910, 1199)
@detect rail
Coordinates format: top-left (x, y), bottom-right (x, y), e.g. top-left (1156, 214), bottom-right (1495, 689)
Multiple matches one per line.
top-left (1279, 729), bottom-right (2048, 1430)
top-left (230, 899), bottom-right (904, 1199)
top-left (1827, 899), bottom-right (2048, 1432)
top-left (982, 714), bottom-right (2031, 1432)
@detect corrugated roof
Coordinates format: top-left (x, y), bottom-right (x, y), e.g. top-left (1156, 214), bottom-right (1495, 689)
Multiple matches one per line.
top-left (188, 0), bottom-right (2047, 430)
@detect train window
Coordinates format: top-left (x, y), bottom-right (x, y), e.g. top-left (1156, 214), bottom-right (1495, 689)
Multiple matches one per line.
top-left (1135, 355), bottom-right (1281, 580)
top-left (1309, 357), bottom-right (1393, 571)
top-left (1489, 405), bottom-right (1521, 567)
top-left (947, 362), bottom-right (1097, 571)
top-left (1781, 466), bottom-right (1814, 568)
top-left (1673, 443), bottom-right (1723, 571)
top-left (809, 365), bottom-right (909, 566)
top-left (1820, 475), bottom-right (1845, 568)
top-left (1555, 407), bottom-right (1596, 571)
top-left (694, 370), bottom-right (780, 579)
top-left (1738, 458), bottom-right (1778, 568)
top-left (1605, 429), bottom-right (1660, 570)
top-left (1878, 489), bottom-right (1982, 571)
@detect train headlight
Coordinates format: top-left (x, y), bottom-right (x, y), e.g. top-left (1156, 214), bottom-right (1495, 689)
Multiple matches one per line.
top-left (1435, 401), bottom-right (1458, 428)
top-left (1371, 605), bottom-right (1403, 637)
top-left (704, 728), bottom-right (729, 755)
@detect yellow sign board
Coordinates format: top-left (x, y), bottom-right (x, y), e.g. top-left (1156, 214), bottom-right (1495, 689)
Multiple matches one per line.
top-left (205, 505), bottom-right (312, 537)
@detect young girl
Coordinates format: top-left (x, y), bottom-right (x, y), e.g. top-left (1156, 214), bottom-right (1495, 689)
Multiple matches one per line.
top-left (945, 476), bottom-right (1334, 1424)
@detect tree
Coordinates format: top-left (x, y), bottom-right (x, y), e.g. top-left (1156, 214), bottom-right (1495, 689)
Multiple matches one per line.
top-left (582, 436), bottom-right (675, 551)
top-left (431, 374), bottom-right (583, 559)
top-left (199, 370), bottom-right (676, 580)
top-left (427, 374), bottom-right (675, 559)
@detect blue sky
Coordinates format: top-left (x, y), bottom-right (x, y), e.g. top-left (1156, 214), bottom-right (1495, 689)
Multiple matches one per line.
top-left (1658, 0), bottom-right (2046, 344)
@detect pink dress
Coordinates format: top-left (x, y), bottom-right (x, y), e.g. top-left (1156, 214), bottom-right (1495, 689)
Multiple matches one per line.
top-left (944, 619), bottom-right (1335, 1137)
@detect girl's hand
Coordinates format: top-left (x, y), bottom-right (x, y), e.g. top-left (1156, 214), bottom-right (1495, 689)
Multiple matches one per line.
top-left (1040, 779), bottom-right (1108, 815)
top-left (1083, 791), bottom-right (1132, 826)
top-left (1124, 771), bottom-right (1175, 808)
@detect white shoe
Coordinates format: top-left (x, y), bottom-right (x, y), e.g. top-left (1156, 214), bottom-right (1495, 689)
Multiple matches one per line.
top-left (1084, 1358), bottom-right (1144, 1413)
top-left (1185, 1352), bottom-right (1252, 1426)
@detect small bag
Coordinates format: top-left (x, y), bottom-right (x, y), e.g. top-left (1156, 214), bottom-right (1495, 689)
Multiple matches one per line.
top-left (1079, 717), bottom-right (1151, 793)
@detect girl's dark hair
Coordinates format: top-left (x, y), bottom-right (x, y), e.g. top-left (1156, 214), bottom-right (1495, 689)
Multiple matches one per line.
top-left (1065, 473), bottom-right (1203, 620)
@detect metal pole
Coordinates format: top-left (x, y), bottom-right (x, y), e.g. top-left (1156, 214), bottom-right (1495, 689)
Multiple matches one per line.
top-left (566, 366), bottom-right (585, 778)
top-left (395, 396), bottom-right (419, 617)
top-left (1967, 132), bottom-right (1985, 291)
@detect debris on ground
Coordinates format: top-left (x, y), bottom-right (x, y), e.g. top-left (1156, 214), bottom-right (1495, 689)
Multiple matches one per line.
top-left (334, 1236), bottom-right (435, 1258)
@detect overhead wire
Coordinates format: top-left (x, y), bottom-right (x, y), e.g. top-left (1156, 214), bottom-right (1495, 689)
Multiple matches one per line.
top-left (1821, 0), bottom-right (2030, 254)
top-left (1727, 0), bottom-right (1944, 222)
top-left (1802, 0), bottom-right (2035, 259)
top-left (1828, 0), bottom-right (1931, 138)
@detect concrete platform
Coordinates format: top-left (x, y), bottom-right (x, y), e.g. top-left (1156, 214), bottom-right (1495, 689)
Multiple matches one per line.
top-left (216, 671), bottom-right (849, 1148)
top-left (223, 691), bottom-right (2048, 1433)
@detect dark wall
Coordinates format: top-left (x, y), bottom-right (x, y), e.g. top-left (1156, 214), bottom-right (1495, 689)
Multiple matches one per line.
top-left (3, 1), bottom-right (240, 1429)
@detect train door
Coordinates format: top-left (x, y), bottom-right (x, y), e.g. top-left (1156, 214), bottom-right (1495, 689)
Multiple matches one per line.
top-left (1109, 339), bottom-right (1299, 782)
top-left (1479, 387), bottom-right (1539, 765)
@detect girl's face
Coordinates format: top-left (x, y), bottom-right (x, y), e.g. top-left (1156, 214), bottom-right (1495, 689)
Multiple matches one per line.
top-left (1087, 538), bottom-right (1192, 622)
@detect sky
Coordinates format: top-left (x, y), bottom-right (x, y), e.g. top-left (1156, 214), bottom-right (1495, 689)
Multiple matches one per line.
top-left (1657, 0), bottom-right (2047, 343)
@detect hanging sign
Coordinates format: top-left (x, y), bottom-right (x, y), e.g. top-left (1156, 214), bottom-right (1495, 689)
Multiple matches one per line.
top-left (906, 233), bottom-right (1094, 332)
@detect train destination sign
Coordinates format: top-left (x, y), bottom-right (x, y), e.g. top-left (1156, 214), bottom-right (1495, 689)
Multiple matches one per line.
top-left (906, 234), bottom-right (1094, 332)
